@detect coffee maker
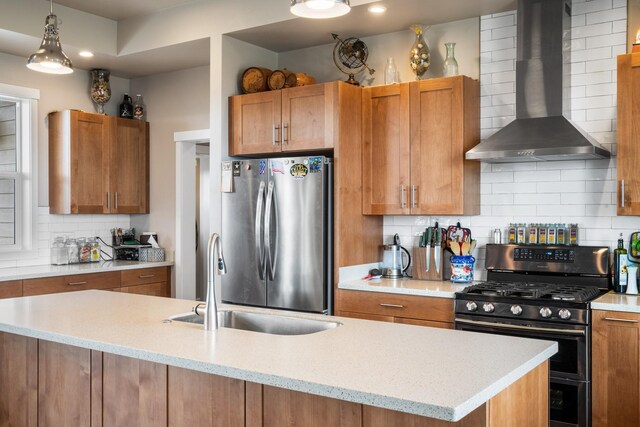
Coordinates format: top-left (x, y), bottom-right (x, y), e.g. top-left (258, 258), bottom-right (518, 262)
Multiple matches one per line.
top-left (381, 234), bottom-right (411, 278)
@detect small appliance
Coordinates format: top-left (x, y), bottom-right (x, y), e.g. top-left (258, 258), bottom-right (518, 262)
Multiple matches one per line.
top-left (381, 234), bottom-right (411, 279)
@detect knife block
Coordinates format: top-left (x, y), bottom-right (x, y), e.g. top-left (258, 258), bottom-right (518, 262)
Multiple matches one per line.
top-left (413, 247), bottom-right (448, 281)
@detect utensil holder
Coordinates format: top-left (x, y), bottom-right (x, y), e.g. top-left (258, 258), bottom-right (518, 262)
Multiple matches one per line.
top-left (413, 247), bottom-right (445, 281)
top-left (450, 255), bottom-right (475, 283)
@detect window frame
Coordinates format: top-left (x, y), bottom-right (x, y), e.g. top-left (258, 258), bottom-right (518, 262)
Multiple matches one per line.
top-left (0, 83), bottom-right (39, 253)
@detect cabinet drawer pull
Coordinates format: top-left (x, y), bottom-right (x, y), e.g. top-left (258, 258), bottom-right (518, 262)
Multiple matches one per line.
top-left (67, 281), bottom-right (88, 286)
top-left (106, 192), bottom-right (110, 209)
top-left (283, 124), bottom-right (289, 145)
top-left (621, 180), bottom-right (625, 208)
top-left (400, 185), bottom-right (406, 209)
top-left (411, 185), bottom-right (417, 209)
top-left (604, 317), bottom-right (638, 323)
top-left (273, 125), bottom-right (280, 145)
top-left (115, 192), bottom-right (119, 209)
top-left (139, 274), bottom-right (155, 279)
top-left (379, 303), bottom-right (405, 309)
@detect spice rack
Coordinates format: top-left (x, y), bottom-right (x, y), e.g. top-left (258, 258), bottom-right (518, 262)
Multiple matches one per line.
top-left (506, 223), bottom-right (579, 246)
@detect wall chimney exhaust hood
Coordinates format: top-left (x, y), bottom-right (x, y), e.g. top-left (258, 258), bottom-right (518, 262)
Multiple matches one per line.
top-left (465, 0), bottom-right (610, 163)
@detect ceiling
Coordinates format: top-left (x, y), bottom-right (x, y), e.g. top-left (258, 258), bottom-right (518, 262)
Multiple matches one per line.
top-left (53, 0), bottom-right (199, 21)
top-left (227, 0), bottom-right (516, 52)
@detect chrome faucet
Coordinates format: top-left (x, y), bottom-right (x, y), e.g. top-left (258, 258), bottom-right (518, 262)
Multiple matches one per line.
top-left (205, 232), bottom-right (227, 331)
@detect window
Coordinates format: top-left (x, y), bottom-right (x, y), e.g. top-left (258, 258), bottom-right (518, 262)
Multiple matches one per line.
top-left (0, 84), bottom-right (38, 251)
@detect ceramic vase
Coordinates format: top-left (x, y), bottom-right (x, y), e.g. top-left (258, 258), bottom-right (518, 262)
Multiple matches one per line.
top-left (90, 69), bottom-right (111, 114)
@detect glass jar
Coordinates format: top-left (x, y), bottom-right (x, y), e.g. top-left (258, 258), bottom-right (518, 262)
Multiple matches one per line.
top-left (133, 94), bottom-right (145, 120)
top-left (78, 238), bottom-right (91, 263)
top-left (409, 25), bottom-right (431, 80)
top-left (384, 57), bottom-right (398, 85)
top-left (51, 237), bottom-right (68, 265)
top-left (90, 238), bottom-right (100, 262)
top-left (67, 238), bottom-right (79, 264)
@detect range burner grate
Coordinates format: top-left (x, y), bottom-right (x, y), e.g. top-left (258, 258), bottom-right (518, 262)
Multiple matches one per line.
top-left (461, 281), bottom-right (603, 303)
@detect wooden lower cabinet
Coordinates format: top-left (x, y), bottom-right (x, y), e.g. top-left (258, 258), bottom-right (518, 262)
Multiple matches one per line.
top-left (120, 282), bottom-right (168, 297)
top-left (0, 279), bottom-right (22, 298)
top-left (592, 309), bottom-right (640, 426)
top-left (23, 272), bottom-right (121, 296)
top-left (336, 289), bottom-right (454, 329)
top-left (0, 334), bottom-right (547, 426)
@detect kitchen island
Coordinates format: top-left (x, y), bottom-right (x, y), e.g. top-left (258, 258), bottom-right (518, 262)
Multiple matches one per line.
top-left (0, 291), bottom-right (556, 426)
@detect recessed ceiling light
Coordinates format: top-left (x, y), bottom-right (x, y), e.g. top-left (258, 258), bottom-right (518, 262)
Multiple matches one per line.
top-left (79, 51), bottom-right (94, 58)
top-left (368, 4), bottom-right (386, 14)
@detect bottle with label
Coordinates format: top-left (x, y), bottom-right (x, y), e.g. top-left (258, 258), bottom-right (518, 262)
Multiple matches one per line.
top-left (516, 223), bottom-right (526, 244)
top-left (557, 224), bottom-right (566, 245)
top-left (528, 224), bottom-right (538, 245)
top-left (119, 93), bottom-right (133, 119)
top-left (548, 224), bottom-right (557, 245)
top-left (508, 223), bottom-right (517, 244)
top-left (538, 225), bottom-right (547, 245)
top-left (89, 238), bottom-right (100, 262)
top-left (569, 224), bottom-right (579, 246)
top-left (384, 57), bottom-right (398, 84)
top-left (614, 233), bottom-right (629, 293)
top-left (133, 94), bottom-right (145, 120)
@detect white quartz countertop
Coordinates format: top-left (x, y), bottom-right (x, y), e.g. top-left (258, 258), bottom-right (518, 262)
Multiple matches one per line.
top-left (338, 277), bottom-right (472, 298)
top-left (0, 291), bottom-right (557, 422)
top-left (0, 260), bottom-right (173, 281)
top-left (592, 291), bottom-right (640, 313)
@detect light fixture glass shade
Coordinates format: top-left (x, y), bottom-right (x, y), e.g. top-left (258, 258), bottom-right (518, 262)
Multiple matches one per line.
top-left (290, 0), bottom-right (350, 19)
top-left (27, 14), bottom-right (73, 74)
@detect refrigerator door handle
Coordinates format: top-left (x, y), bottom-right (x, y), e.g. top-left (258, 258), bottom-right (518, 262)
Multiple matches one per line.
top-left (264, 181), bottom-right (278, 281)
top-left (255, 181), bottom-right (266, 280)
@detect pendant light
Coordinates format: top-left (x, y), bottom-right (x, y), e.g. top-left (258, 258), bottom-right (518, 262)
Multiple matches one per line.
top-left (290, 0), bottom-right (351, 19)
top-left (26, 0), bottom-right (73, 74)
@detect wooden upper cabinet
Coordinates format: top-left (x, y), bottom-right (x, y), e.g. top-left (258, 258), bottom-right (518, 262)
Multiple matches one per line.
top-left (281, 83), bottom-right (335, 151)
top-left (410, 76), bottom-right (480, 215)
top-left (617, 54), bottom-right (640, 215)
top-left (362, 84), bottom-right (410, 215)
top-left (49, 110), bottom-right (149, 214)
top-left (229, 91), bottom-right (281, 156)
top-left (592, 310), bottom-right (640, 426)
top-left (229, 82), bottom-right (338, 156)
top-left (362, 76), bottom-right (480, 216)
top-left (111, 118), bottom-right (149, 214)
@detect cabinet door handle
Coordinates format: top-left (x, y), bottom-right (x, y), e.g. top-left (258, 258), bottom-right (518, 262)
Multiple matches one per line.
top-left (411, 185), bottom-right (417, 209)
top-left (283, 124), bottom-right (289, 145)
top-left (621, 180), bottom-right (625, 208)
top-left (604, 317), bottom-right (638, 323)
top-left (273, 125), bottom-right (280, 146)
top-left (106, 192), bottom-right (110, 210)
top-left (115, 192), bottom-right (119, 209)
top-left (379, 303), bottom-right (405, 309)
top-left (67, 281), bottom-right (88, 286)
top-left (400, 185), bottom-right (406, 209)
top-left (139, 274), bottom-right (155, 279)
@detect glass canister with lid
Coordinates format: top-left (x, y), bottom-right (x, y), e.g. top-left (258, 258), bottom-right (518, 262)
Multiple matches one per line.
top-left (89, 238), bottom-right (100, 262)
top-left (78, 238), bottom-right (91, 263)
top-left (51, 237), bottom-right (68, 265)
top-left (66, 238), bottom-right (80, 264)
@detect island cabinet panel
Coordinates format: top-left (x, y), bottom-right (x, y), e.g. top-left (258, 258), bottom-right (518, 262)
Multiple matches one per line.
top-left (363, 405), bottom-right (487, 427)
top-left (0, 279), bottom-right (22, 298)
top-left (592, 310), bottom-right (640, 426)
top-left (38, 340), bottom-right (92, 427)
top-left (167, 366), bottom-right (245, 426)
top-left (102, 353), bottom-right (167, 427)
top-left (23, 271), bottom-right (121, 296)
top-left (261, 385), bottom-right (362, 427)
top-left (617, 53), bottom-right (640, 215)
top-left (336, 289), bottom-right (454, 328)
top-left (0, 332), bottom-right (37, 426)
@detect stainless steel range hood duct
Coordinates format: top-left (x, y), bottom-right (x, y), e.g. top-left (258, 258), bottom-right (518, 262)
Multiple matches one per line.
top-left (466, 0), bottom-right (610, 163)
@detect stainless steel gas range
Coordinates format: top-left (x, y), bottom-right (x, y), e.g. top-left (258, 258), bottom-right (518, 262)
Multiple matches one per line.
top-left (455, 244), bottom-right (610, 427)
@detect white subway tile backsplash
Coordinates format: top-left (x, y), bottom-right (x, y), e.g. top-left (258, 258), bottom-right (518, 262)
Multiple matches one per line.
top-left (586, 107), bottom-right (616, 120)
top-left (514, 193), bottom-right (561, 205)
top-left (585, 83), bottom-right (616, 96)
top-left (572, 22), bottom-right (612, 38)
top-left (482, 171), bottom-right (514, 183)
top-left (561, 192), bottom-right (612, 205)
top-left (571, 46), bottom-right (612, 62)
top-left (571, 95), bottom-right (612, 110)
top-left (573, 0), bottom-right (613, 15)
top-left (493, 182), bottom-right (537, 194)
top-left (492, 26), bottom-right (516, 39)
top-left (481, 15), bottom-right (516, 31)
top-left (585, 57), bottom-right (617, 72)
top-left (571, 71), bottom-right (611, 86)
top-left (537, 181), bottom-right (587, 193)
top-left (514, 170), bottom-right (561, 182)
top-left (491, 92), bottom-right (516, 105)
top-left (538, 204), bottom-right (587, 217)
top-left (492, 48), bottom-right (517, 62)
top-left (586, 32), bottom-right (626, 49)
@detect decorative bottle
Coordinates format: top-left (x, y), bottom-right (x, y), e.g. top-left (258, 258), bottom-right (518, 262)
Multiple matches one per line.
top-left (119, 93), bottom-right (133, 119)
top-left (133, 94), bottom-right (145, 120)
top-left (409, 25), bottom-right (430, 80)
top-left (443, 42), bottom-right (459, 77)
top-left (614, 233), bottom-right (629, 293)
top-left (90, 69), bottom-right (111, 115)
top-left (384, 57), bottom-right (398, 84)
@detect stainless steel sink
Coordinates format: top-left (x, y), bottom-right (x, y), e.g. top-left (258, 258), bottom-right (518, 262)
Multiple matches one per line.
top-left (168, 310), bottom-right (341, 335)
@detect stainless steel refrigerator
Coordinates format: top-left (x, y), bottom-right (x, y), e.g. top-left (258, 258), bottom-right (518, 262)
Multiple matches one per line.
top-left (221, 156), bottom-right (332, 314)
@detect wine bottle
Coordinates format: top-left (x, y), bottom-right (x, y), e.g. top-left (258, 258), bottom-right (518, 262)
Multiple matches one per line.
top-left (613, 233), bottom-right (628, 293)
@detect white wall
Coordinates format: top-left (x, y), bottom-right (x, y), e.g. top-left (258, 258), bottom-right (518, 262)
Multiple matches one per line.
top-left (129, 65), bottom-right (211, 257)
top-left (0, 51), bottom-right (131, 267)
top-left (383, 0), bottom-right (631, 279)
top-left (278, 17), bottom-right (480, 86)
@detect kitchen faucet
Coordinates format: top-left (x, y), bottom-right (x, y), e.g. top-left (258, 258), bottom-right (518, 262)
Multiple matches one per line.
top-left (205, 232), bottom-right (227, 331)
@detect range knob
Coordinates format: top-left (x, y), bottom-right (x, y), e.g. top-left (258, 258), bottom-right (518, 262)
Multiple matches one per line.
top-left (510, 305), bottom-right (523, 316)
top-left (540, 307), bottom-right (552, 318)
top-left (558, 309), bottom-right (572, 320)
top-left (466, 302), bottom-right (478, 312)
top-left (483, 303), bottom-right (495, 313)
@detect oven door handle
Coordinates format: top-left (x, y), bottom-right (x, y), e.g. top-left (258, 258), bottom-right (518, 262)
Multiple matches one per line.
top-left (455, 318), bottom-right (586, 336)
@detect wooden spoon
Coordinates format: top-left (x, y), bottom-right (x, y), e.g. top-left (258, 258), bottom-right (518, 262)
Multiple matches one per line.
top-left (461, 241), bottom-right (471, 255)
top-left (449, 241), bottom-right (460, 255)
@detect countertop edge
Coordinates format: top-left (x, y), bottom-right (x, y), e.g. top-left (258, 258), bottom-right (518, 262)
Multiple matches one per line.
top-left (0, 321), bottom-right (557, 422)
top-left (591, 302), bottom-right (640, 313)
top-left (0, 261), bottom-right (174, 281)
top-left (338, 281), bottom-right (457, 299)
